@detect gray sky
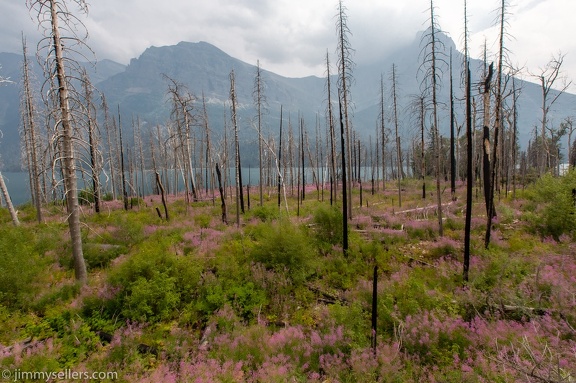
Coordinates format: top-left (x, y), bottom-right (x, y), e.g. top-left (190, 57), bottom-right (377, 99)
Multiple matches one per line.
top-left (0, 0), bottom-right (574, 89)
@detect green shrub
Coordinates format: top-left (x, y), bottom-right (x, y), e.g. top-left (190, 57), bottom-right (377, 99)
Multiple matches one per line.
top-left (109, 213), bottom-right (145, 246)
top-left (312, 204), bottom-right (344, 250)
top-left (525, 170), bottom-right (576, 239)
top-left (251, 220), bottom-right (316, 285)
top-left (106, 236), bottom-right (202, 323)
top-left (193, 271), bottom-right (266, 322)
top-left (78, 188), bottom-right (95, 205)
top-left (194, 213), bottom-right (212, 229)
top-left (0, 227), bottom-right (48, 308)
top-left (32, 283), bottom-right (81, 314)
top-left (123, 272), bottom-right (180, 322)
top-left (247, 204), bottom-right (280, 222)
top-left (83, 243), bottom-right (126, 269)
top-left (129, 196), bottom-right (143, 207)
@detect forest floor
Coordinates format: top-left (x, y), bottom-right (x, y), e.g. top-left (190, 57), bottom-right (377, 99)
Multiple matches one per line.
top-left (0, 175), bottom-right (575, 382)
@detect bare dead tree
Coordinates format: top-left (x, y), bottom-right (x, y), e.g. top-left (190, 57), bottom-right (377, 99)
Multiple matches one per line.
top-left (28, 0), bottom-right (90, 283)
top-left (486, 0), bottom-right (511, 248)
top-left (134, 117), bottom-right (146, 200)
top-left (0, 70), bottom-right (20, 225)
top-left (338, 89), bottom-right (349, 255)
top-left (449, 48), bottom-right (456, 201)
top-left (20, 35), bottom-right (44, 222)
top-left (325, 51), bottom-right (337, 204)
top-left (81, 70), bottom-right (101, 213)
top-left (463, 0), bottom-right (473, 282)
top-left (253, 60), bottom-right (267, 207)
top-left (288, 116), bottom-right (295, 196)
top-left (0, 170), bottom-right (20, 226)
top-left (117, 108), bottom-right (128, 210)
top-left (511, 76), bottom-right (521, 198)
top-left (215, 163), bottom-right (227, 224)
top-left (379, 74), bottom-right (388, 191)
top-left (201, 92), bottom-right (216, 205)
top-left (420, 0), bottom-right (446, 236)
top-left (391, 64), bottom-right (402, 207)
top-left (230, 70), bottom-right (244, 226)
top-left (100, 95), bottom-right (117, 200)
top-left (336, 0), bottom-right (354, 219)
top-left (164, 75), bottom-right (198, 203)
top-left (301, 117), bottom-right (307, 202)
top-left (419, 95), bottom-right (427, 199)
top-left (531, 52), bottom-right (572, 174)
top-left (278, 106), bottom-right (283, 208)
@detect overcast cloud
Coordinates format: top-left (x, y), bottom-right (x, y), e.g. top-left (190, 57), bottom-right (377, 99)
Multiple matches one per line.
top-left (0, 0), bottom-right (574, 90)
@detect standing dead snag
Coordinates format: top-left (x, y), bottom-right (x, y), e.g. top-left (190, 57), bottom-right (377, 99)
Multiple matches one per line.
top-left (216, 163), bottom-right (227, 224)
top-left (155, 171), bottom-right (169, 221)
top-left (532, 53), bottom-right (572, 175)
top-left (419, 0), bottom-right (446, 237)
top-left (486, 0), bottom-right (510, 249)
top-left (28, 0), bottom-right (90, 283)
top-left (230, 70), bottom-right (244, 226)
top-left (253, 60), bottom-right (267, 207)
top-left (336, 0), bottom-right (354, 220)
top-left (82, 70), bottom-right (101, 213)
top-left (0, 70), bottom-right (19, 226)
top-left (338, 89), bottom-right (349, 255)
top-left (449, 48), bottom-right (456, 201)
top-left (21, 35), bottom-right (43, 223)
top-left (391, 64), bottom-right (402, 207)
top-left (165, 75), bottom-right (198, 205)
top-left (463, 0), bottom-right (472, 282)
top-left (379, 74), bottom-right (388, 191)
top-left (0, 171), bottom-right (19, 226)
top-left (325, 52), bottom-right (337, 205)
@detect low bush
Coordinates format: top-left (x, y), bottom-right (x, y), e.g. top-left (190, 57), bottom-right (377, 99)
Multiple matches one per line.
top-left (0, 226), bottom-right (49, 308)
top-left (82, 243), bottom-right (126, 269)
top-left (104, 235), bottom-right (202, 323)
top-left (246, 204), bottom-right (280, 222)
top-left (78, 187), bottom-right (95, 205)
top-left (312, 204), bottom-right (344, 250)
top-left (525, 170), bottom-right (576, 240)
top-left (250, 220), bottom-right (316, 285)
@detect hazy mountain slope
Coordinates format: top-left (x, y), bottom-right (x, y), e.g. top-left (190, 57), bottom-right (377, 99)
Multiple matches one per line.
top-left (1, 32), bottom-right (575, 171)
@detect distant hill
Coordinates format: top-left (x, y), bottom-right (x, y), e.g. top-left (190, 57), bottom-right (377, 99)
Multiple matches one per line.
top-left (1, 32), bottom-right (575, 171)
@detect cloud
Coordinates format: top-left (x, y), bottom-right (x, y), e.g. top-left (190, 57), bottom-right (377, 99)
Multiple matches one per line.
top-left (0, 0), bottom-right (574, 88)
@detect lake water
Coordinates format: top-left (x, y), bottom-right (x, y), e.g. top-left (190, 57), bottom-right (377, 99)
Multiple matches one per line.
top-left (1, 172), bottom-right (31, 207)
top-left (1, 165), bottom-right (399, 208)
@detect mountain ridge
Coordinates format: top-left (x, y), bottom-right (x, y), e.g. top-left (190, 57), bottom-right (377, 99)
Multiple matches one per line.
top-left (1, 32), bottom-right (575, 171)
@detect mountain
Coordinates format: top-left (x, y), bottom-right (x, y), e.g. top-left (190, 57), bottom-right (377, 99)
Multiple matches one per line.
top-left (97, 41), bottom-right (326, 129)
top-left (1, 33), bottom-right (575, 171)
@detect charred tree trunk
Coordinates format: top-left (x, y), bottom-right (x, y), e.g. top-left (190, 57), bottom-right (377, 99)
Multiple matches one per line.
top-left (216, 163), bottom-right (227, 224)
top-left (338, 89), bottom-right (349, 255)
top-left (278, 106), bottom-right (283, 208)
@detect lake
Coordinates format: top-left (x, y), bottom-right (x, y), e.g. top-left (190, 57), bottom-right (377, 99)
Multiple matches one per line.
top-left (1, 165), bottom-right (399, 208)
top-left (1, 172), bottom-right (31, 207)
